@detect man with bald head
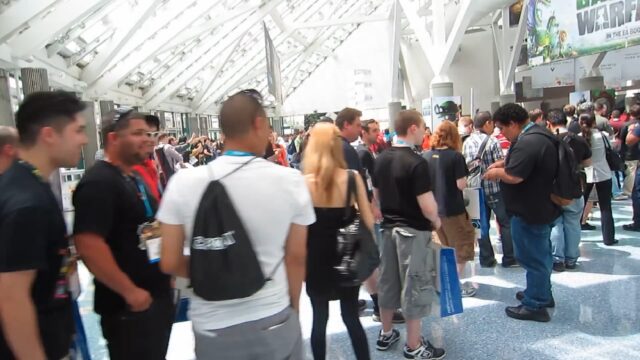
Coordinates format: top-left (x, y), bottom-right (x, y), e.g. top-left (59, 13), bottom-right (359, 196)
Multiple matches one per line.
top-left (0, 126), bottom-right (18, 175)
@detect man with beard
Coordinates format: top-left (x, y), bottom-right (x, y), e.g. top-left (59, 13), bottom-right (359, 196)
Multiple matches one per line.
top-left (73, 109), bottom-right (174, 359)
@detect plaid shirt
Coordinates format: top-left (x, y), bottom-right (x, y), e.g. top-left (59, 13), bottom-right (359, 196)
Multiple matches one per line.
top-left (462, 131), bottom-right (504, 196)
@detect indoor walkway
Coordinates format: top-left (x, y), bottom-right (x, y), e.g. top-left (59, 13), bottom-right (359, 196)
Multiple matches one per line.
top-left (78, 200), bottom-right (640, 360)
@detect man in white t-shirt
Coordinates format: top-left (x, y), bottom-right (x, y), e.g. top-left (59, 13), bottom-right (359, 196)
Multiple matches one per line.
top-left (157, 89), bottom-right (315, 359)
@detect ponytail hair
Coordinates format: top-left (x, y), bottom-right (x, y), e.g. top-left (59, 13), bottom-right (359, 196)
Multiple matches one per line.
top-left (579, 113), bottom-right (595, 147)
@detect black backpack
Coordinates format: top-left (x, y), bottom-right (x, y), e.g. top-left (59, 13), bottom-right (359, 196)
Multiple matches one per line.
top-left (190, 157), bottom-right (282, 301)
top-left (287, 138), bottom-right (298, 156)
top-left (528, 131), bottom-right (582, 206)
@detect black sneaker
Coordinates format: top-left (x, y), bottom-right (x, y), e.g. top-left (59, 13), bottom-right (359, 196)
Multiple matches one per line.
top-left (516, 291), bottom-right (555, 308)
top-left (564, 262), bottom-right (577, 270)
top-left (358, 299), bottom-right (367, 312)
top-left (403, 340), bottom-right (446, 359)
top-left (501, 259), bottom-right (519, 268)
top-left (376, 328), bottom-right (400, 351)
top-left (480, 259), bottom-right (498, 268)
top-left (623, 223), bottom-right (640, 232)
top-left (581, 223), bottom-right (596, 231)
top-left (552, 262), bottom-right (565, 272)
top-left (505, 305), bottom-right (550, 322)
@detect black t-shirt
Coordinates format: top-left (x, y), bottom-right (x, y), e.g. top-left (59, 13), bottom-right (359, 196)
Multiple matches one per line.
top-left (73, 161), bottom-right (171, 315)
top-left (501, 126), bottom-right (561, 224)
top-left (0, 161), bottom-right (73, 360)
top-left (373, 147), bottom-right (433, 230)
top-left (357, 144), bottom-right (375, 200)
top-left (422, 149), bottom-right (469, 217)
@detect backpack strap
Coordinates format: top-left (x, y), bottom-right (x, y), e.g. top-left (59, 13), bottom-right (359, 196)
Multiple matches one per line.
top-left (474, 134), bottom-right (491, 162)
top-left (204, 156), bottom-right (285, 282)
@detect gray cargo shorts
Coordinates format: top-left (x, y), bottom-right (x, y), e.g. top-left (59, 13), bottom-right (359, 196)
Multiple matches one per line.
top-left (378, 227), bottom-right (437, 320)
top-left (193, 307), bottom-right (302, 360)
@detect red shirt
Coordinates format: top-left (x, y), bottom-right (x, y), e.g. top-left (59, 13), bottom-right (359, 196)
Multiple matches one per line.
top-left (132, 159), bottom-right (161, 201)
top-left (495, 133), bottom-right (511, 151)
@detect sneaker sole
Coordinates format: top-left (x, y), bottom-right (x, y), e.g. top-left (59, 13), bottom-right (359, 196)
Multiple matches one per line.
top-left (403, 351), bottom-right (447, 359)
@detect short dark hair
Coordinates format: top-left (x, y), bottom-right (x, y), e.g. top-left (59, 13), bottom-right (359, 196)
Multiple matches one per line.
top-left (318, 116), bottom-right (334, 124)
top-left (15, 91), bottom-right (86, 147)
top-left (547, 109), bottom-right (567, 127)
top-left (394, 110), bottom-right (423, 136)
top-left (563, 104), bottom-right (576, 117)
top-left (362, 119), bottom-right (379, 133)
top-left (493, 103), bottom-right (529, 126)
top-left (529, 108), bottom-right (544, 121)
top-left (219, 90), bottom-right (267, 138)
top-left (145, 114), bottom-right (160, 130)
top-left (629, 104), bottom-right (640, 118)
top-left (473, 111), bottom-right (492, 129)
top-left (594, 98), bottom-right (608, 111)
top-left (335, 107), bottom-right (362, 130)
top-left (101, 109), bottom-right (148, 148)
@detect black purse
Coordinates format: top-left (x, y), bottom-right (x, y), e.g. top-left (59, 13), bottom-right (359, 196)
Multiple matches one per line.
top-left (602, 135), bottom-right (626, 172)
top-left (334, 171), bottom-right (381, 287)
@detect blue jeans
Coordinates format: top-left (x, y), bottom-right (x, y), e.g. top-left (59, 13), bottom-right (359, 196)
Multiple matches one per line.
top-left (550, 197), bottom-right (584, 265)
top-left (612, 171), bottom-right (624, 196)
top-left (478, 192), bottom-right (515, 264)
top-left (633, 166), bottom-right (640, 225)
top-left (511, 216), bottom-right (554, 310)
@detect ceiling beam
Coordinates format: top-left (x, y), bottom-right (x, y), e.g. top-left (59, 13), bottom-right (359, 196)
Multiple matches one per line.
top-left (398, 0), bottom-right (435, 72)
top-left (145, 0), bottom-right (286, 109)
top-left (155, 4), bottom-right (256, 54)
top-left (269, 9), bottom-right (308, 47)
top-left (432, 0), bottom-right (473, 77)
top-left (288, 15), bottom-right (389, 29)
top-left (0, 0), bottom-right (60, 43)
top-left (9, 0), bottom-right (110, 58)
top-left (79, 0), bottom-right (165, 84)
top-left (45, 4), bottom-right (113, 58)
top-left (84, 0), bottom-right (215, 94)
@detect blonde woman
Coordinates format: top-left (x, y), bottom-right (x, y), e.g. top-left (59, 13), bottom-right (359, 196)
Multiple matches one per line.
top-left (303, 122), bottom-right (374, 360)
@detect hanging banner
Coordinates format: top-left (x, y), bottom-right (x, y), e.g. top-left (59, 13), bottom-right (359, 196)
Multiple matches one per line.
top-left (531, 59), bottom-right (575, 88)
top-left (264, 22), bottom-right (283, 105)
top-left (527, 0), bottom-right (640, 66)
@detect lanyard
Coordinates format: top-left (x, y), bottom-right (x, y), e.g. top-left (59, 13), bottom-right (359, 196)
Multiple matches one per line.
top-left (133, 176), bottom-right (153, 218)
top-left (224, 150), bottom-right (256, 157)
top-left (394, 138), bottom-right (412, 147)
top-left (518, 122), bottom-right (535, 140)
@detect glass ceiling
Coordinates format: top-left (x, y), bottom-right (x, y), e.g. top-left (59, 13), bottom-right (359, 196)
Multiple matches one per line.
top-left (29, 0), bottom-right (391, 111)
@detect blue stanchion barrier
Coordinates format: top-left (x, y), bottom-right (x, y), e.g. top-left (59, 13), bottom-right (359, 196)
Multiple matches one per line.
top-left (71, 300), bottom-right (91, 360)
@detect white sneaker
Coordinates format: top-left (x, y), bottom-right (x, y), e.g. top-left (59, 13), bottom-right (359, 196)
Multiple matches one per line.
top-left (461, 282), bottom-right (477, 297)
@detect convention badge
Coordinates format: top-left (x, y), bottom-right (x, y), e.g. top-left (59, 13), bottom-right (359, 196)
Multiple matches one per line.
top-left (138, 220), bottom-right (162, 264)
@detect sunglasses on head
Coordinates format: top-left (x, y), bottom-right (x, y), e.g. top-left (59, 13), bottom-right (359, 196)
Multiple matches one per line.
top-left (112, 107), bottom-right (135, 124)
top-left (235, 88), bottom-right (264, 105)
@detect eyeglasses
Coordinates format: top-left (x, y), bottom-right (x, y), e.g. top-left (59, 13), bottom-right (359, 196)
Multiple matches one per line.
top-left (147, 131), bottom-right (160, 138)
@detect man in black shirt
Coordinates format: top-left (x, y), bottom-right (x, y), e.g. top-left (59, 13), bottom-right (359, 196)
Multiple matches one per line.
top-left (373, 110), bottom-right (445, 360)
top-left (73, 109), bottom-right (174, 359)
top-left (0, 91), bottom-right (88, 360)
top-left (546, 110), bottom-right (592, 272)
top-left (564, 104), bottom-right (581, 134)
top-left (336, 107), bottom-right (365, 175)
top-left (0, 126), bottom-right (18, 175)
top-left (485, 103), bottom-right (560, 323)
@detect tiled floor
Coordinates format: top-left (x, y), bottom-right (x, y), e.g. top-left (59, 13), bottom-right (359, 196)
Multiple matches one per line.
top-left (79, 200), bottom-right (640, 360)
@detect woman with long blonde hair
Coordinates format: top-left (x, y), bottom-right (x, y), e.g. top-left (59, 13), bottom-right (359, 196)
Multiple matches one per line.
top-left (302, 122), bottom-right (373, 360)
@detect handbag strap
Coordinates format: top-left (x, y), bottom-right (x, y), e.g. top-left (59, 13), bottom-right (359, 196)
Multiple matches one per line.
top-left (601, 133), bottom-right (612, 151)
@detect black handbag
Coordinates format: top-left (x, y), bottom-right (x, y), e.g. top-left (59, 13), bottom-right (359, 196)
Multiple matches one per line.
top-left (334, 171), bottom-right (380, 287)
top-left (602, 135), bottom-right (626, 172)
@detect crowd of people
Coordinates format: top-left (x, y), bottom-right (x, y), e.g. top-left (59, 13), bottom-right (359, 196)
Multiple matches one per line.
top-left (0, 88), bottom-right (638, 360)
